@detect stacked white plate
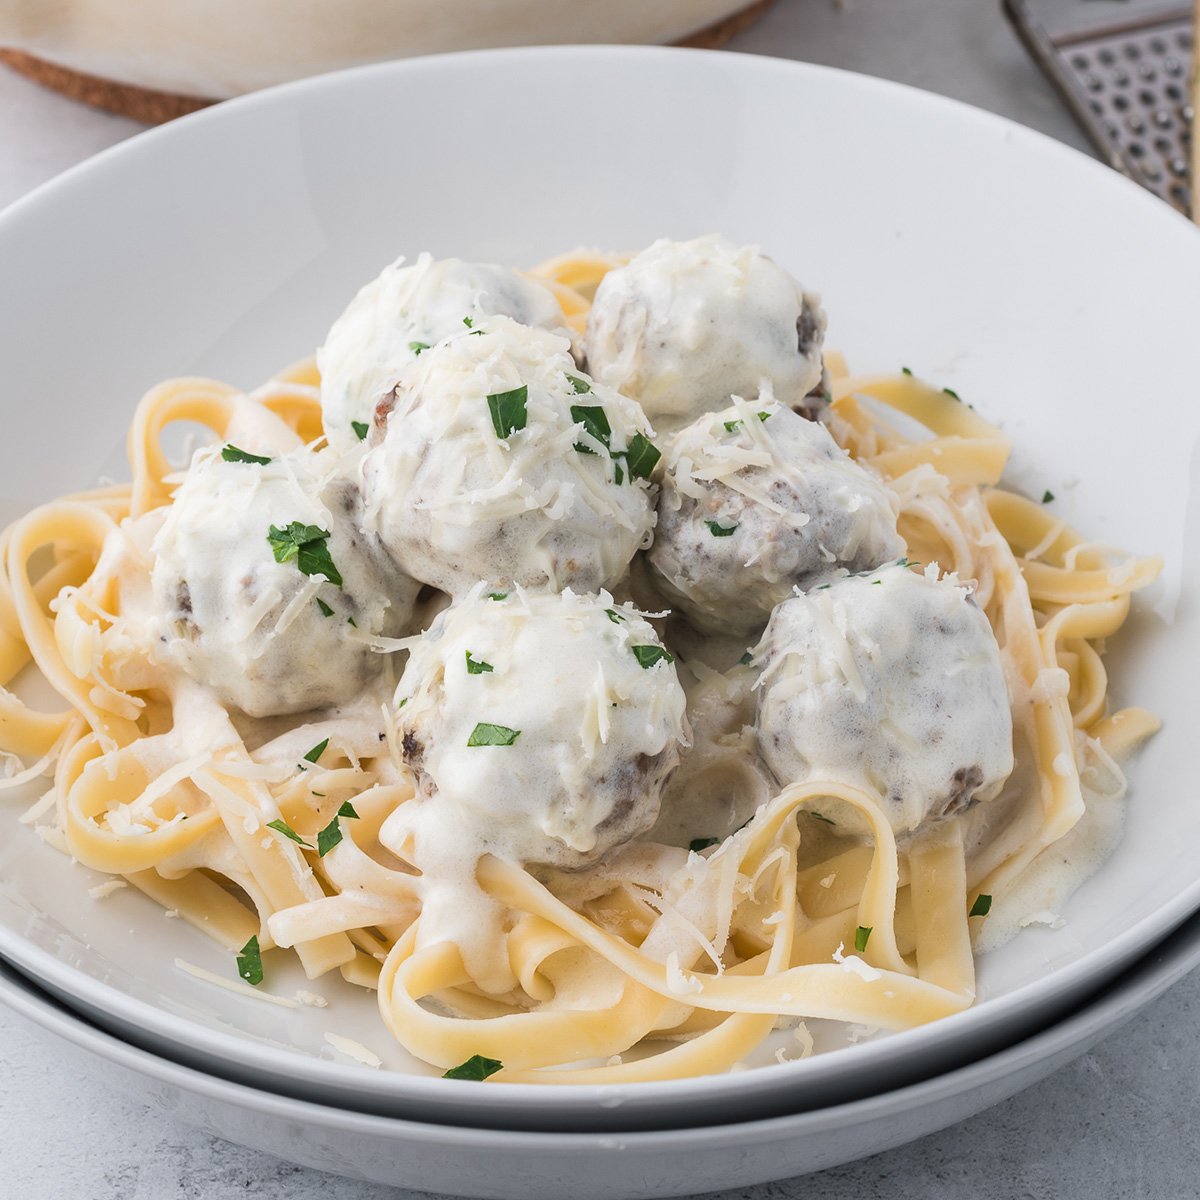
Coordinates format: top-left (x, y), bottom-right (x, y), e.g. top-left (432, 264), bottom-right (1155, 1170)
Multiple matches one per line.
top-left (2, 46), bottom-right (1199, 1196)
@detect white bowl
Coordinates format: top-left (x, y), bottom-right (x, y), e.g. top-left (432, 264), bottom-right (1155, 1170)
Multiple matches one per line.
top-left (5, 902), bottom-right (1200, 1198)
top-left (1, 46), bottom-right (1198, 1131)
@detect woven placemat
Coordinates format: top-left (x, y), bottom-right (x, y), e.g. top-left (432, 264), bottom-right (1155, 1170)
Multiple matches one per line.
top-left (0, 0), bottom-right (775, 125)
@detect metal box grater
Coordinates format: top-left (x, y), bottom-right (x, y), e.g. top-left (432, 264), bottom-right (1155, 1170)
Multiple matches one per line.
top-left (1004, 0), bottom-right (1194, 215)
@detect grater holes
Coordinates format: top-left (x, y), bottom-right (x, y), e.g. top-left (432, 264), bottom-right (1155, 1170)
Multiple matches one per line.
top-left (1155, 135), bottom-right (1174, 152)
top-left (1128, 142), bottom-right (1145, 158)
top-left (1169, 156), bottom-right (1188, 175)
top-left (1112, 67), bottom-right (1130, 85)
top-left (1150, 36), bottom-right (1168, 54)
top-left (1138, 62), bottom-right (1157, 81)
top-left (1072, 53), bottom-right (1089, 71)
top-left (1086, 72), bottom-right (1104, 92)
top-left (1164, 57), bottom-right (1183, 76)
top-left (1113, 94), bottom-right (1130, 111)
top-left (1177, 30), bottom-right (1192, 50)
top-left (1098, 48), bottom-right (1116, 65)
top-left (1165, 83), bottom-right (1183, 101)
top-left (1142, 161), bottom-right (1163, 181)
top-left (1170, 182), bottom-right (1190, 207)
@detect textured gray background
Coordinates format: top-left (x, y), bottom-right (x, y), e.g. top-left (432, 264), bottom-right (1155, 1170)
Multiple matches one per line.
top-left (1, 2), bottom-right (1195, 1197)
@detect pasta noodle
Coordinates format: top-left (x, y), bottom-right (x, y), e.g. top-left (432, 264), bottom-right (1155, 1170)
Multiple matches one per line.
top-left (0, 244), bottom-right (1161, 1083)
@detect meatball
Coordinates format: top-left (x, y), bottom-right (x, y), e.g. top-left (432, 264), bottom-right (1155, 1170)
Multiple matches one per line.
top-left (387, 585), bottom-right (689, 869)
top-left (151, 445), bottom-right (419, 717)
top-left (754, 565), bottom-right (1014, 834)
top-left (360, 316), bottom-right (659, 597)
top-left (584, 236), bottom-right (827, 430)
top-left (647, 397), bottom-right (903, 637)
top-left (317, 254), bottom-right (566, 450)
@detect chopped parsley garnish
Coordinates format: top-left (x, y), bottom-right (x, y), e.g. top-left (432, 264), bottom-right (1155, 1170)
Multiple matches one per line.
top-left (689, 837), bottom-right (719, 852)
top-left (487, 384), bottom-right (528, 439)
top-left (303, 738), bottom-right (330, 764)
top-left (808, 811), bottom-right (836, 825)
top-left (605, 608), bottom-right (626, 623)
top-left (351, 420), bottom-right (369, 441)
top-left (738, 651), bottom-right (754, 666)
top-left (969, 893), bottom-right (993, 918)
top-left (465, 651), bottom-right (494, 675)
top-left (443, 1054), bottom-right (503, 1081)
top-left (347, 616), bottom-right (356, 627)
top-left (1042, 490), bottom-right (1055, 504)
top-left (317, 801), bottom-right (360, 857)
top-left (566, 373), bottom-right (591, 394)
top-left (267, 818), bottom-right (310, 848)
top-left (613, 461), bottom-right (625, 485)
top-left (408, 340), bottom-right (430, 356)
top-left (316, 598), bottom-right (334, 618)
top-left (895, 558), bottom-right (921, 569)
top-left (872, 579), bottom-right (883, 585)
top-left (266, 522), bottom-right (343, 588)
top-left (236, 935), bottom-right (263, 986)
top-left (486, 591), bottom-right (509, 602)
top-left (631, 645), bottom-right (674, 670)
top-left (462, 315), bottom-right (474, 328)
top-left (467, 723), bottom-right (521, 747)
top-left (705, 520), bottom-right (738, 537)
top-left (620, 432), bottom-right (660, 480)
top-left (943, 387), bottom-right (961, 402)
top-left (570, 403), bottom-right (611, 454)
top-left (855, 926), bottom-right (873, 953)
top-left (222, 444), bottom-right (272, 465)
top-left (901, 366), bottom-right (913, 376)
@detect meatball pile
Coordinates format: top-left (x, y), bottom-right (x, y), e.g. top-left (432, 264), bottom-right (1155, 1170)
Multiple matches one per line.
top-left (149, 239), bottom-right (1014, 863)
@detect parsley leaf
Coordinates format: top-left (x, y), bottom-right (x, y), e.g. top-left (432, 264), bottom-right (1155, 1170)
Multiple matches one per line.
top-left (409, 340), bottom-right (430, 356)
top-left (705, 520), bottom-right (737, 537)
top-left (622, 432), bottom-right (661, 479)
top-left (632, 645), bottom-right (674, 670)
top-left (443, 1054), bottom-right (503, 1081)
top-left (303, 739), bottom-right (330, 764)
top-left (317, 802), bottom-right (360, 858)
top-left (570, 404), bottom-right (611, 454)
top-left (267, 818), bottom-right (310, 848)
top-left (566, 374), bottom-right (591, 394)
top-left (901, 366), bottom-right (913, 376)
top-left (943, 387), bottom-right (961, 402)
top-left (738, 651), bottom-right (754, 666)
top-left (487, 385), bottom-right (528, 439)
top-left (485, 591), bottom-right (509, 602)
top-left (969, 893), bottom-right (993, 918)
top-left (855, 926), bottom-right (873, 953)
top-left (462, 315), bottom-right (473, 328)
top-left (467, 723), bottom-right (521, 747)
top-left (316, 598), bottom-right (334, 618)
top-left (267, 523), bottom-right (343, 588)
top-left (689, 837), bottom-right (719, 852)
top-left (237, 936), bottom-right (263, 986)
top-left (465, 651), bottom-right (494, 675)
top-left (351, 420), bottom-right (369, 441)
top-left (605, 608), bottom-right (626, 623)
top-left (1042, 490), bottom-right (1055, 504)
top-left (222, 444), bottom-right (272, 465)
top-left (808, 811), bottom-right (836, 825)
